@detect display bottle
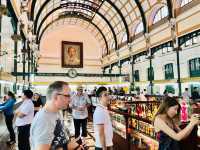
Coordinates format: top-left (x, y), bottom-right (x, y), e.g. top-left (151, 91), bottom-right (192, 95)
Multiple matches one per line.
top-left (142, 104), bottom-right (146, 118)
top-left (180, 99), bottom-right (188, 122)
top-left (131, 104), bottom-right (136, 116)
top-left (138, 138), bottom-right (142, 148)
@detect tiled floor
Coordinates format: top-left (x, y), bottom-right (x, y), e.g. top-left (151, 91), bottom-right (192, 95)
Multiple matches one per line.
top-left (64, 113), bottom-right (95, 150)
top-left (0, 118), bottom-right (16, 150)
top-left (0, 112), bottom-right (95, 150)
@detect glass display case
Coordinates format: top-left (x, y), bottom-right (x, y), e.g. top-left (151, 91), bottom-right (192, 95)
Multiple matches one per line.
top-left (90, 94), bottom-right (200, 150)
top-left (110, 111), bottom-right (126, 139)
top-left (109, 96), bottom-right (160, 149)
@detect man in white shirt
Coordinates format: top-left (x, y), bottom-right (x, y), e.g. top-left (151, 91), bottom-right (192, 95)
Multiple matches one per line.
top-left (70, 86), bottom-right (91, 142)
top-left (15, 90), bottom-right (34, 150)
top-left (182, 88), bottom-right (190, 101)
top-left (93, 86), bottom-right (113, 150)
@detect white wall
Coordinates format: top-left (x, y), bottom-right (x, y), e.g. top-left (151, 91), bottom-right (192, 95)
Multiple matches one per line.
top-left (37, 25), bottom-right (104, 83)
top-left (119, 44), bottom-right (200, 95)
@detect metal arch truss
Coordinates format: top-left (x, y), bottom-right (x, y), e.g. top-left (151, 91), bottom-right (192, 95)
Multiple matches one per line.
top-left (34, 2), bottom-right (118, 51)
top-left (134, 0), bottom-right (173, 34)
top-left (38, 12), bottom-right (109, 54)
top-left (30, 0), bottom-right (173, 52)
top-left (104, 0), bottom-right (130, 43)
top-left (30, 0), bottom-right (37, 20)
top-left (33, 0), bottom-right (101, 32)
top-left (31, 0), bottom-right (129, 47)
top-left (134, 0), bottom-right (147, 34)
top-left (166, 0), bottom-right (173, 18)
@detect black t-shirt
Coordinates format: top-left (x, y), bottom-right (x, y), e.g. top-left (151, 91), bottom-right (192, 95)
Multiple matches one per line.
top-left (32, 99), bottom-right (43, 107)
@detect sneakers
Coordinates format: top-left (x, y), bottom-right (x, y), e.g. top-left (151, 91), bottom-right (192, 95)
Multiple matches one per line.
top-left (6, 140), bottom-right (16, 145)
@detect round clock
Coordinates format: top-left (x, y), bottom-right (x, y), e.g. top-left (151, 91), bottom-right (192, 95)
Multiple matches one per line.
top-left (68, 69), bottom-right (77, 78)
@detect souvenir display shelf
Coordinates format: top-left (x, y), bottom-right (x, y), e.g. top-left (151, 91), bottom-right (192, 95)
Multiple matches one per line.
top-left (109, 95), bottom-right (161, 150)
top-left (90, 94), bottom-right (200, 150)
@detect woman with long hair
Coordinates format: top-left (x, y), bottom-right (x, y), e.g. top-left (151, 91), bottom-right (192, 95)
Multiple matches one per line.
top-left (32, 93), bottom-right (43, 115)
top-left (154, 97), bottom-right (200, 150)
top-left (0, 91), bottom-right (16, 145)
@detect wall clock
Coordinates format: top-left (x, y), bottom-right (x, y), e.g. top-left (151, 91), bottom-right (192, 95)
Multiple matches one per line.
top-left (68, 69), bottom-right (77, 78)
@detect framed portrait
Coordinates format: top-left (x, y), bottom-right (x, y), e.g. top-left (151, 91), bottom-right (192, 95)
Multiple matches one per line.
top-left (61, 41), bottom-right (83, 68)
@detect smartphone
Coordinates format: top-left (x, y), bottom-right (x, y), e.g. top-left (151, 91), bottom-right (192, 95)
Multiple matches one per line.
top-left (76, 138), bottom-right (82, 145)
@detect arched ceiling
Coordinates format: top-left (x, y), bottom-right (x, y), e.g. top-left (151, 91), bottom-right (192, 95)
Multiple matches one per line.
top-left (29, 0), bottom-right (174, 55)
top-left (39, 16), bottom-right (109, 55)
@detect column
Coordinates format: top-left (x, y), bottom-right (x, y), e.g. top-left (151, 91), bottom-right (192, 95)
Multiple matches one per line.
top-left (149, 55), bottom-right (154, 95)
top-left (131, 56), bottom-right (135, 92)
top-left (13, 28), bottom-right (18, 93)
top-left (27, 45), bottom-right (31, 89)
top-left (145, 33), bottom-right (153, 95)
top-left (109, 65), bottom-right (112, 81)
top-left (11, 20), bottom-right (19, 94)
top-left (21, 40), bottom-right (26, 90)
top-left (102, 68), bottom-right (105, 74)
top-left (170, 18), bottom-right (182, 96)
top-left (118, 60), bottom-right (122, 75)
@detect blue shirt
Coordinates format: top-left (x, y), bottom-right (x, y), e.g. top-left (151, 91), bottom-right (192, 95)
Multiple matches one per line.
top-left (0, 98), bottom-right (16, 116)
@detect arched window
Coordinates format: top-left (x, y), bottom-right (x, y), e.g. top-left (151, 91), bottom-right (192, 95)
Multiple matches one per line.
top-left (181, 0), bottom-right (193, 7)
top-left (102, 47), bottom-right (107, 56)
top-left (153, 6), bottom-right (168, 24)
top-left (164, 63), bottom-right (174, 79)
top-left (134, 70), bottom-right (140, 81)
top-left (121, 33), bottom-right (127, 43)
top-left (189, 57), bottom-right (200, 77)
top-left (147, 67), bottom-right (154, 81)
top-left (135, 22), bottom-right (143, 35)
top-left (111, 41), bottom-right (115, 50)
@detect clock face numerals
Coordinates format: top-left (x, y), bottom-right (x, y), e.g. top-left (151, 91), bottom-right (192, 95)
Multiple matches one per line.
top-left (68, 69), bottom-right (77, 78)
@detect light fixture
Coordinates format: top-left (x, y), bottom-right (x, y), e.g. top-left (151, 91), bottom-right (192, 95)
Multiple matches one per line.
top-left (18, 12), bottom-right (26, 29)
top-left (27, 32), bottom-right (36, 42)
top-left (28, 21), bottom-right (33, 32)
top-left (11, 34), bottom-right (22, 41)
top-left (31, 42), bottom-right (38, 51)
top-left (116, 51), bottom-right (119, 57)
top-left (0, 51), bottom-right (8, 56)
top-left (0, 4), bottom-right (7, 16)
top-left (20, 0), bottom-right (28, 13)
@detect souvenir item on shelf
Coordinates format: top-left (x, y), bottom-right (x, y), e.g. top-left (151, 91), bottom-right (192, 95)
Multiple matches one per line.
top-left (110, 112), bottom-right (126, 139)
top-left (181, 99), bottom-right (188, 122)
top-left (91, 94), bottom-right (195, 150)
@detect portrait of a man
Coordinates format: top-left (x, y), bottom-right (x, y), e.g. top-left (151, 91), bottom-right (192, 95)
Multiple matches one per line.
top-left (61, 41), bottom-right (83, 68)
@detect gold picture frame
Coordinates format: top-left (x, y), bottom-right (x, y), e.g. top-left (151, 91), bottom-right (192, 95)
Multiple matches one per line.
top-left (61, 41), bottom-right (83, 68)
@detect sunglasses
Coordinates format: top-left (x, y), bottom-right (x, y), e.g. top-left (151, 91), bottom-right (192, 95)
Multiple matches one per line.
top-left (57, 93), bottom-right (71, 98)
top-left (101, 93), bottom-right (109, 97)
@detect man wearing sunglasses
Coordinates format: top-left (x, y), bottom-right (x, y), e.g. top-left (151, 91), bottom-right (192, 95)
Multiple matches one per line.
top-left (93, 86), bottom-right (113, 150)
top-left (30, 81), bottom-right (81, 150)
